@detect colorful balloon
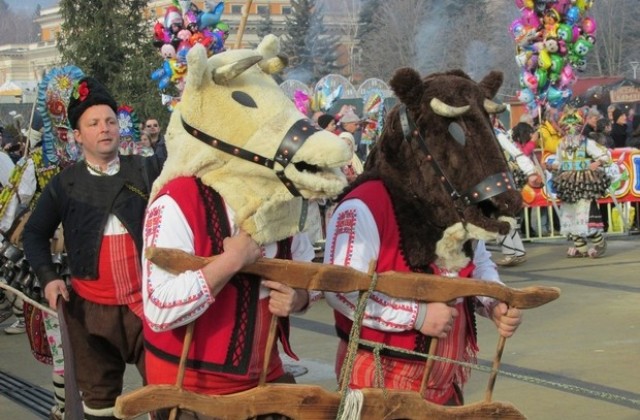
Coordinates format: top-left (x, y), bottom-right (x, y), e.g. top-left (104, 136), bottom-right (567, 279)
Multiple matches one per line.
top-left (538, 49), bottom-right (552, 70)
top-left (582, 16), bottom-right (597, 35)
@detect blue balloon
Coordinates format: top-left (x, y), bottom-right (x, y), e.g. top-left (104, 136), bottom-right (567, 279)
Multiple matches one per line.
top-left (565, 6), bottom-right (580, 25)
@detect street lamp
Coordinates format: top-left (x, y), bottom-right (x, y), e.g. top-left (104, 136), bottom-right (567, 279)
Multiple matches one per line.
top-left (630, 61), bottom-right (639, 80)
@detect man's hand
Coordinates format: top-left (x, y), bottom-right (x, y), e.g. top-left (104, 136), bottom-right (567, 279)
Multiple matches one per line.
top-left (417, 302), bottom-right (459, 338)
top-left (222, 231), bottom-right (261, 271)
top-left (491, 302), bottom-right (523, 338)
top-left (44, 279), bottom-right (69, 310)
top-left (262, 281), bottom-right (308, 317)
top-left (527, 173), bottom-right (543, 188)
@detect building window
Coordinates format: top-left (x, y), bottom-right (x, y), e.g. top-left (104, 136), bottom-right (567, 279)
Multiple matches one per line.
top-left (282, 6), bottom-right (292, 15)
top-left (231, 5), bottom-right (242, 14)
top-left (257, 5), bottom-right (269, 15)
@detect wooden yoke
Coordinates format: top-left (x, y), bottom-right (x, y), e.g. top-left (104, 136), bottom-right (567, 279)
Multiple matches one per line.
top-left (114, 247), bottom-right (561, 420)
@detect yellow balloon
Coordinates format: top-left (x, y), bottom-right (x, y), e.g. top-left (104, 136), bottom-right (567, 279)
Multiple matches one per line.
top-left (538, 49), bottom-right (552, 70)
top-left (524, 0), bottom-right (534, 9)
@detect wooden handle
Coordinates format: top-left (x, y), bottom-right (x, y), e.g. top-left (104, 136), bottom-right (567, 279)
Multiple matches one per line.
top-left (146, 247), bottom-right (561, 309)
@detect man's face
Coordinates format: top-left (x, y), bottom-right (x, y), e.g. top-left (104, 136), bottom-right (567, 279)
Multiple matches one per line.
top-left (343, 121), bottom-right (360, 134)
top-left (73, 105), bottom-right (120, 164)
top-left (145, 119), bottom-right (160, 136)
top-left (587, 115), bottom-right (598, 127)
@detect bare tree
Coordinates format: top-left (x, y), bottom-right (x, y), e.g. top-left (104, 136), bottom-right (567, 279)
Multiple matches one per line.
top-left (0, 4), bottom-right (39, 44)
top-left (588, 0), bottom-right (640, 78)
top-left (357, 0), bottom-right (430, 82)
top-left (321, 0), bottom-right (362, 81)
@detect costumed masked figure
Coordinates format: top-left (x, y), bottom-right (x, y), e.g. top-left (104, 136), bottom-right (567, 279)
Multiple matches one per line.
top-left (550, 109), bottom-right (612, 258)
top-left (0, 65), bottom-right (86, 419)
top-left (141, 36), bottom-right (350, 419)
top-left (324, 68), bottom-right (524, 406)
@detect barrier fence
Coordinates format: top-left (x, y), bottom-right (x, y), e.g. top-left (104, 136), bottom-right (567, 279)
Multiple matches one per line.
top-left (521, 147), bottom-right (640, 241)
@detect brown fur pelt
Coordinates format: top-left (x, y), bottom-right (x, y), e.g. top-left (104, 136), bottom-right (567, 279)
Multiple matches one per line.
top-left (344, 68), bottom-right (522, 269)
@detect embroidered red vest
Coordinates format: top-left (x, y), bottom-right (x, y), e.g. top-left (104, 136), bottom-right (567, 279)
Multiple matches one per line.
top-left (334, 180), bottom-right (477, 359)
top-left (143, 177), bottom-right (295, 383)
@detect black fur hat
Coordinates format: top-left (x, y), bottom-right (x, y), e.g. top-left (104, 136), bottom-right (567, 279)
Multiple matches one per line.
top-left (67, 77), bottom-right (117, 129)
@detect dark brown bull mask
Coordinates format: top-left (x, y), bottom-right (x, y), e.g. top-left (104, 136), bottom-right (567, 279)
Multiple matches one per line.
top-left (350, 68), bottom-right (522, 270)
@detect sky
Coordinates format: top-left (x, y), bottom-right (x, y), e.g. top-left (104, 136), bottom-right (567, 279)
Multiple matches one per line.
top-left (5, 0), bottom-right (58, 14)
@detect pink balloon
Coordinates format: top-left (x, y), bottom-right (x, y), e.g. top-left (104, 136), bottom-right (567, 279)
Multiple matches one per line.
top-left (521, 9), bottom-right (541, 28)
top-left (510, 18), bottom-right (525, 39)
top-left (582, 17), bottom-right (597, 35)
top-left (558, 64), bottom-right (576, 89)
top-left (551, 0), bottom-right (571, 14)
top-left (522, 70), bottom-right (538, 92)
top-left (572, 25), bottom-right (581, 43)
top-left (514, 0), bottom-right (525, 8)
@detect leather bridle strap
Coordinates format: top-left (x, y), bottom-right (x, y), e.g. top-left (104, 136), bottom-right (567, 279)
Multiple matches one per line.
top-left (399, 106), bottom-right (515, 207)
top-left (181, 117), bottom-right (320, 198)
top-left (181, 117), bottom-right (314, 232)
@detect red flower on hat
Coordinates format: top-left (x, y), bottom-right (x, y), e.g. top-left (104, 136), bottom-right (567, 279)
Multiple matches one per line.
top-left (73, 81), bottom-right (89, 102)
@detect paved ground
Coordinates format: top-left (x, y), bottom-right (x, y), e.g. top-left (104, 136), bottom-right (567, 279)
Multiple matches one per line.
top-left (1, 236), bottom-right (639, 419)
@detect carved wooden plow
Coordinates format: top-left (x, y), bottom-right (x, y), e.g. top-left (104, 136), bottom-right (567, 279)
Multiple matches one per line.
top-left (115, 247), bottom-right (560, 419)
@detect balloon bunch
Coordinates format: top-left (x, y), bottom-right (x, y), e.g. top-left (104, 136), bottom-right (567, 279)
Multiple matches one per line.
top-left (511, 0), bottom-right (597, 114)
top-left (293, 82), bottom-right (343, 116)
top-left (151, 1), bottom-right (228, 102)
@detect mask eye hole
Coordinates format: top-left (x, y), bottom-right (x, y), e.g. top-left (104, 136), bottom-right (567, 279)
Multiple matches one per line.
top-left (448, 122), bottom-right (466, 146)
top-left (232, 91), bottom-right (257, 108)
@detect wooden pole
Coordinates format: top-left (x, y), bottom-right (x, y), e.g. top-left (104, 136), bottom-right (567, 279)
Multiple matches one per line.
top-left (234, 0), bottom-right (254, 49)
top-left (484, 335), bottom-right (507, 402)
top-left (168, 322), bottom-right (195, 420)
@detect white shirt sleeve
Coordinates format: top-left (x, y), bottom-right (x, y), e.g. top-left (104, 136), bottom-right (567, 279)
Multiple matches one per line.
top-left (496, 129), bottom-right (536, 176)
top-left (142, 194), bottom-right (215, 332)
top-left (323, 199), bottom-right (421, 332)
top-left (473, 240), bottom-right (503, 317)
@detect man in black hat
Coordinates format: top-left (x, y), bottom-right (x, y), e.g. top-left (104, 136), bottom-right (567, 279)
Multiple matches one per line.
top-left (23, 77), bottom-right (161, 420)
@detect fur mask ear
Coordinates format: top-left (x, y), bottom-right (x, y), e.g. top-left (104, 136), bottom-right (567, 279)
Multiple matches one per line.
top-left (185, 43), bottom-right (209, 91)
top-left (478, 70), bottom-right (504, 99)
top-left (390, 67), bottom-right (424, 108)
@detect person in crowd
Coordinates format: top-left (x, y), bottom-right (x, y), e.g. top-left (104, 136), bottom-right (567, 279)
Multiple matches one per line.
top-left (538, 105), bottom-right (562, 153)
top-left (592, 117), bottom-right (614, 148)
top-left (337, 108), bottom-right (364, 183)
top-left (494, 122), bottom-right (542, 266)
top-left (23, 77), bottom-right (161, 420)
top-left (610, 108), bottom-right (628, 148)
top-left (582, 107), bottom-right (600, 138)
top-left (134, 130), bottom-right (155, 156)
top-left (607, 104), bottom-right (617, 122)
top-left (144, 118), bottom-right (168, 164)
top-left (317, 113), bottom-right (338, 133)
top-left (626, 108), bottom-right (636, 140)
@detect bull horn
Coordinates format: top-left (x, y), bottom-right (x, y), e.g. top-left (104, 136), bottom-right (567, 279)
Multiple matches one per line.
top-left (430, 98), bottom-right (470, 118)
top-left (484, 99), bottom-right (507, 114)
top-left (259, 54), bottom-right (289, 75)
top-left (212, 55), bottom-right (263, 85)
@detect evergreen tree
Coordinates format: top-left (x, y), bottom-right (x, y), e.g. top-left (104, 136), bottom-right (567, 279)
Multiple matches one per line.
top-left (357, 0), bottom-right (381, 40)
top-left (281, 0), bottom-right (343, 84)
top-left (57, 0), bottom-right (168, 124)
